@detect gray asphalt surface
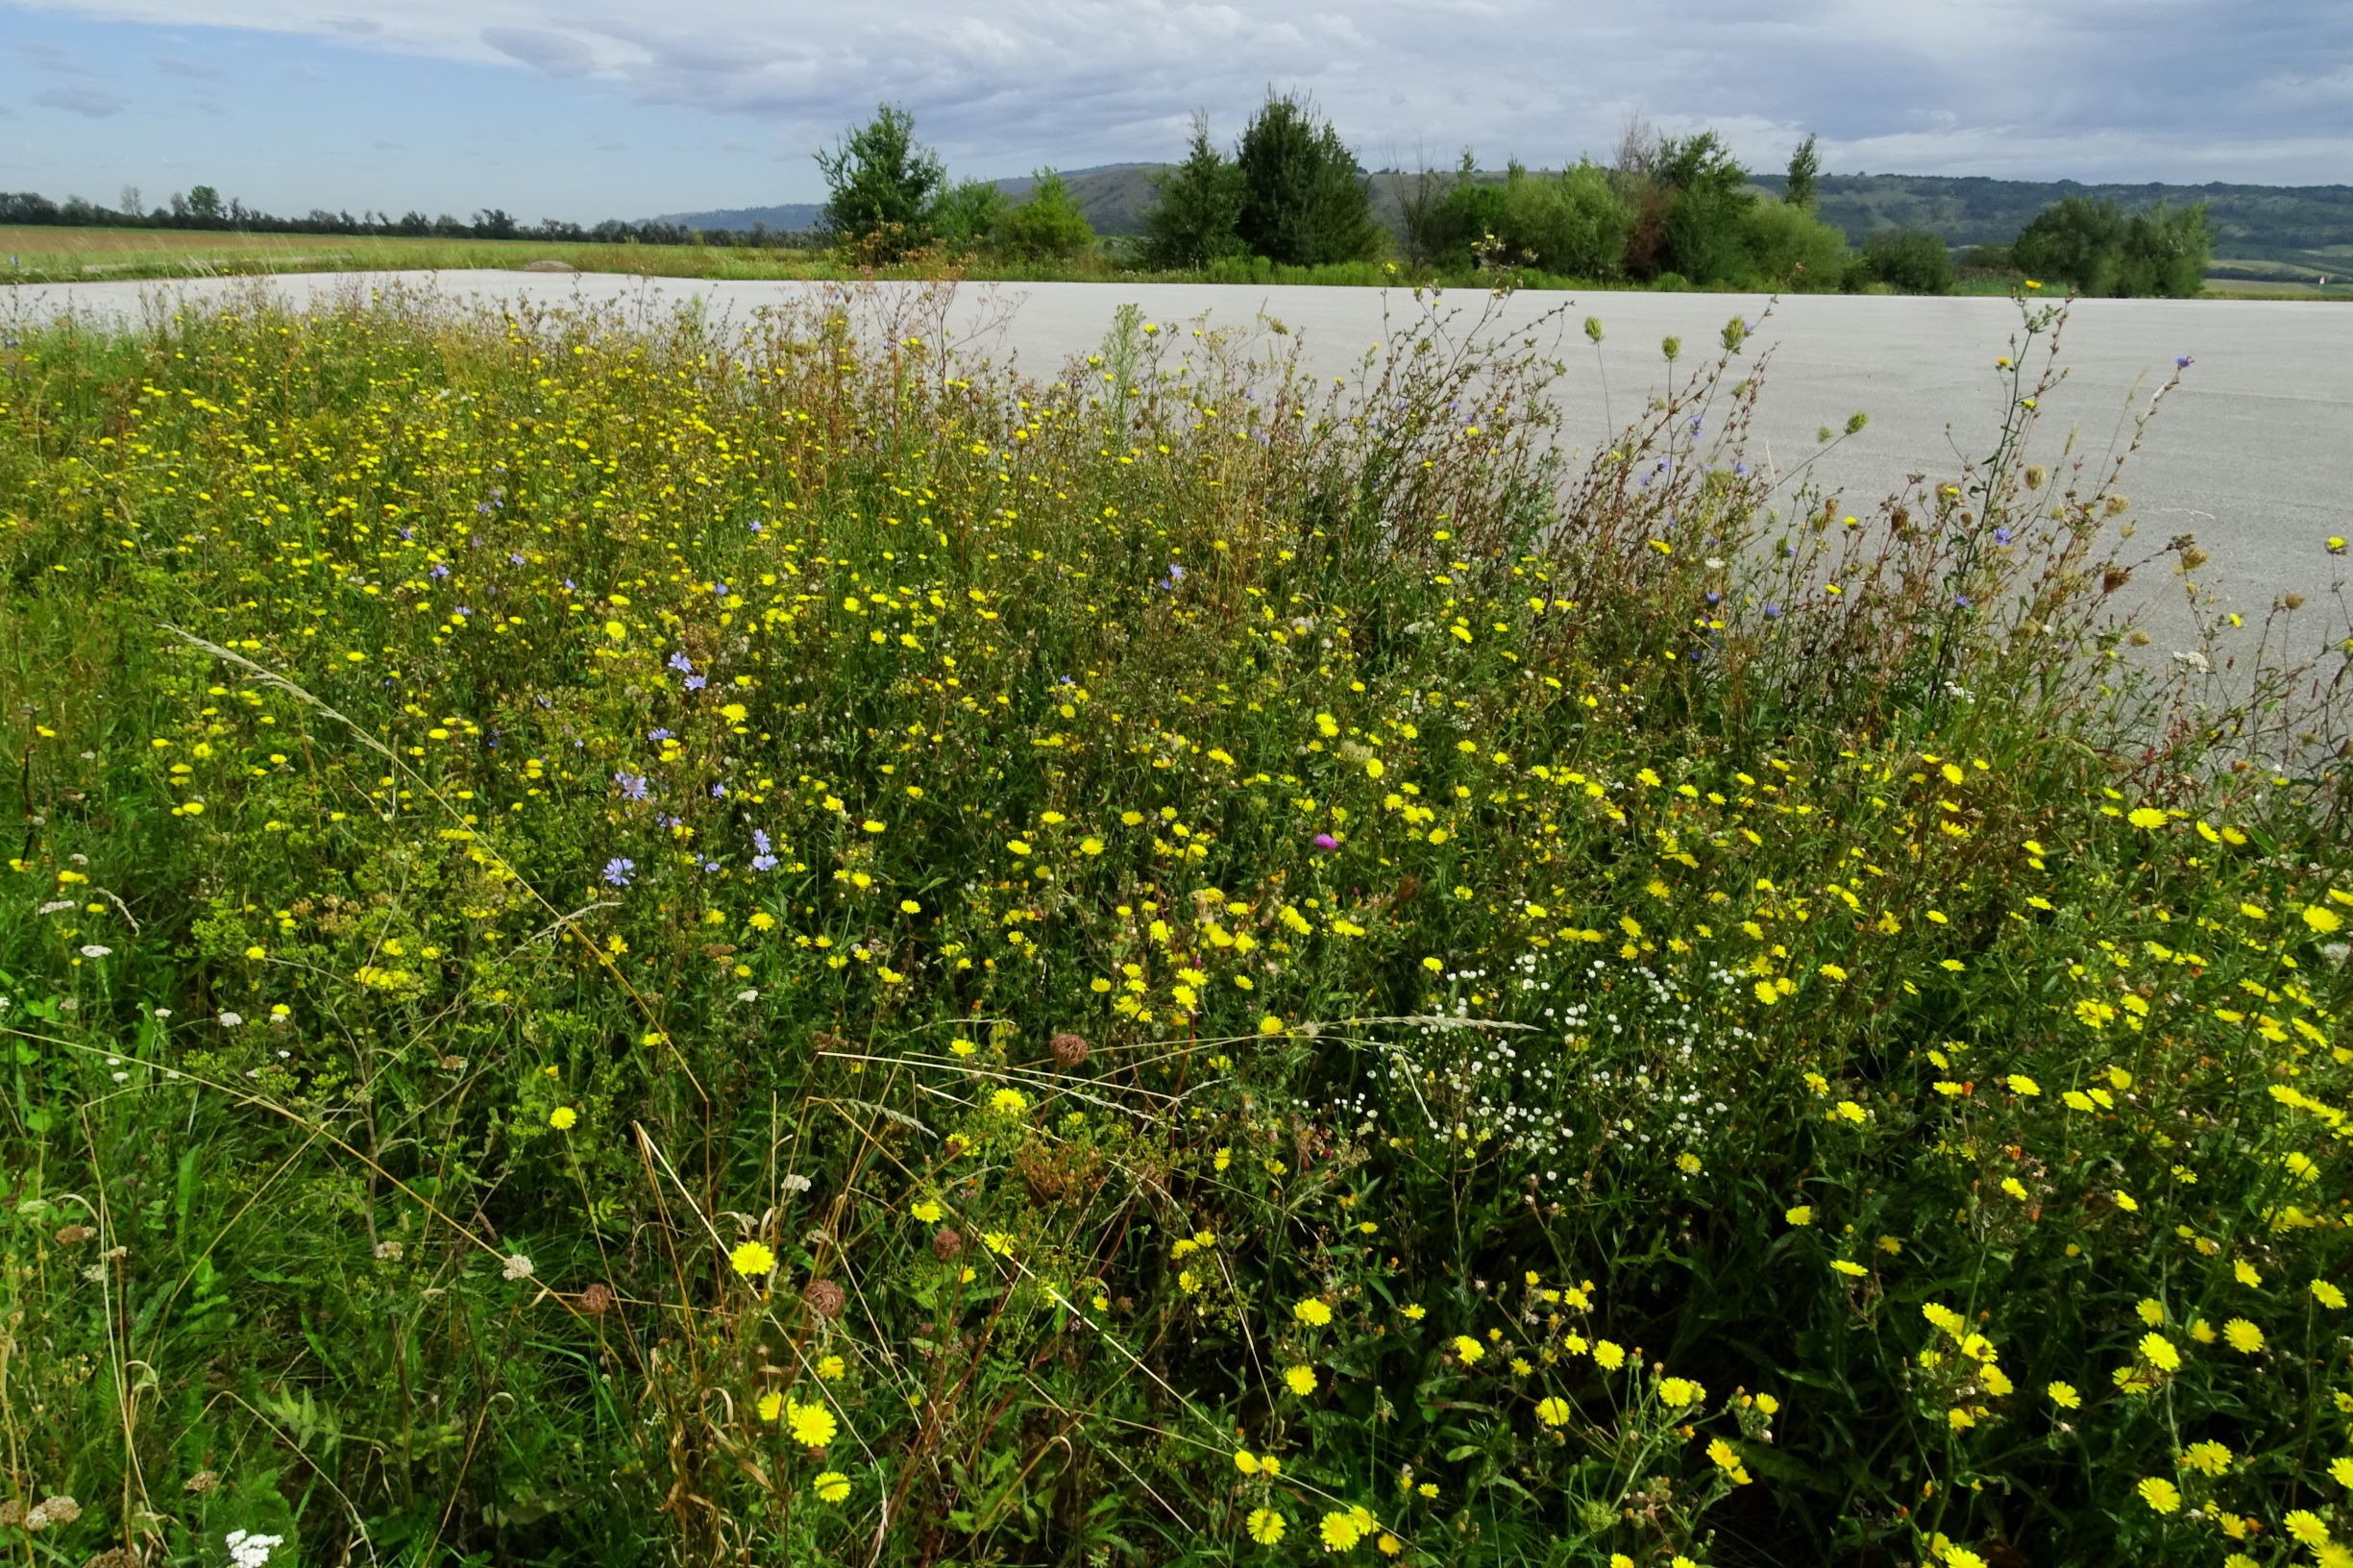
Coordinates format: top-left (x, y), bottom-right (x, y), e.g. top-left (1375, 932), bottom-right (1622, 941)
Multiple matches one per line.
top-left (9, 270), bottom-right (2350, 657)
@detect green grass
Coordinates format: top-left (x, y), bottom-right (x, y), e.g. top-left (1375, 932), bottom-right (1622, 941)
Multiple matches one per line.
top-left (1, 281), bottom-right (2349, 1567)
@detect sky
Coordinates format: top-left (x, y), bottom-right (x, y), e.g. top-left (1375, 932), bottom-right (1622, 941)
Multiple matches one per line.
top-left (2, 0), bottom-right (2348, 224)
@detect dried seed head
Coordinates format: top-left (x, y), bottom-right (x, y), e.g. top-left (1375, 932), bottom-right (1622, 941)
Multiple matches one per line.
top-left (183, 1471), bottom-right (220, 1495)
top-left (931, 1227), bottom-right (965, 1261)
top-left (580, 1282), bottom-right (615, 1315)
top-left (54, 1224), bottom-right (95, 1246)
top-left (24, 1495), bottom-right (82, 1531)
top-left (1049, 1031), bottom-right (1091, 1067)
top-left (802, 1279), bottom-right (846, 1319)
top-left (2023, 465), bottom-right (2047, 491)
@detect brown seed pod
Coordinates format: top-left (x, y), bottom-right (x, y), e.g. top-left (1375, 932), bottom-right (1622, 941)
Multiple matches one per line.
top-left (1049, 1031), bottom-right (1091, 1067)
top-left (802, 1279), bottom-right (846, 1319)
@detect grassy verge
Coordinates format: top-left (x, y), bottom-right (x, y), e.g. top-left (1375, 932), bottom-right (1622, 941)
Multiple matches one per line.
top-left (4, 225), bottom-right (2339, 299)
top-left (0, 280), bottom-right (2348, 1567)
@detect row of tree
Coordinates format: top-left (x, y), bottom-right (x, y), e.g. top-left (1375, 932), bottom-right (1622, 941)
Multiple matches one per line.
top-left (816, 98), bottom-right (2210, 296)
top-left (0, 187), bottom-right (772, 249)
top-left (5, 103), bottom-right (2217, 298)
top-left (1999, 195), bottom-right (2214, 298)
top-left (816, 100), bottom-right (1925, 291)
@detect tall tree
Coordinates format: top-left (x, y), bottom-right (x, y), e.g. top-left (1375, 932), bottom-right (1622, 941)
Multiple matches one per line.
top-left (1233, 90), bottom-right (1379, 267)
top-left (1393, 146), bottom-right (1454, 272)
top-left (1785, 134), bottom-right (1821, 209)
top-left (815, 104), bottom-right (946, 259)
top-left (1654, 133), bottom-right (1754, 283)
top-left (1141, 110), bottom-right (1244, 268)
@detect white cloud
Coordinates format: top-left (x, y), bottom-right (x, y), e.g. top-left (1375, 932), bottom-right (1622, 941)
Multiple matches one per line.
top-left (4, 0), bottom-right (2348, 183)
top-left (35, 84), bottom-right (129, 115)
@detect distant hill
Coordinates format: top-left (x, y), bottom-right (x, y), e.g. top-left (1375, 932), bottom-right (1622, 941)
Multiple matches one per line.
top-left (1747, 174), bottom-right (2353, 269)
top-left (650, 200), bottom-right (826, 233)
top-left (659, 168), bottom-right (2353, 271)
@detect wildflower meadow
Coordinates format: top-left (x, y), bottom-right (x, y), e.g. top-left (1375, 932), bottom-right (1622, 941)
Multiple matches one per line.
top-left (0, 278), bottom-right (2347, 1567)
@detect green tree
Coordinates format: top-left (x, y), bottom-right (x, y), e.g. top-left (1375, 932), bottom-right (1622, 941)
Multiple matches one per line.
top-left (815, 103), bottom-right (946, 259)
top-left (932, 178), bottom-right (1006, 255)
top-left (2120, 201), bottom-right (2213, 297)
top-left (1234, 90), bottom-right (1379, 266)
top-left (1465, 160), bottom-right (1634, 279)
top-left (1519, 160), bottom-right (1632, 278)
top-left (994, 170), bottom-right (1096, 261)
top-left (2012, 196), bottom-right (2210, 297)
top-left (185, 184), bottom-right (224, 225)
top-left (1654, 133), bottom-right (1754, 284)
top-left (1394, 151), bottom-right (1454, 272)
top-left (1425, 152), bottom-right (1506, 271)
top-left (1784, 134), bottom-right (1820, 209)
top-left (1141, 111), bottom-right (1245, 268)
top-left (2012, 195), bottom-right (2126, 293)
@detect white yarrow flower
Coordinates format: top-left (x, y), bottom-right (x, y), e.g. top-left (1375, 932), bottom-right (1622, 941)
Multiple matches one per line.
top-left (502, 1253), bottom-right (535, 1281)
top-left (228, 1528), bottom-right (286, 1567)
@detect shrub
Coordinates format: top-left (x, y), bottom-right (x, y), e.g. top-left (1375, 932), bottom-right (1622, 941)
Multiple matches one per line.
top-left (1499, 160), bottom-right (1633, 279)
top-left (1862, 227), bottom-right (1957, 293)
top-left (993, 169), bottom-right (1094, 262)
top-left (930, 177), bottom-right (1006, 255)
top-left (1739, 199), bottom-right (1850, 290)
top-left (1419, 157), bottom-right (1629, 279)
